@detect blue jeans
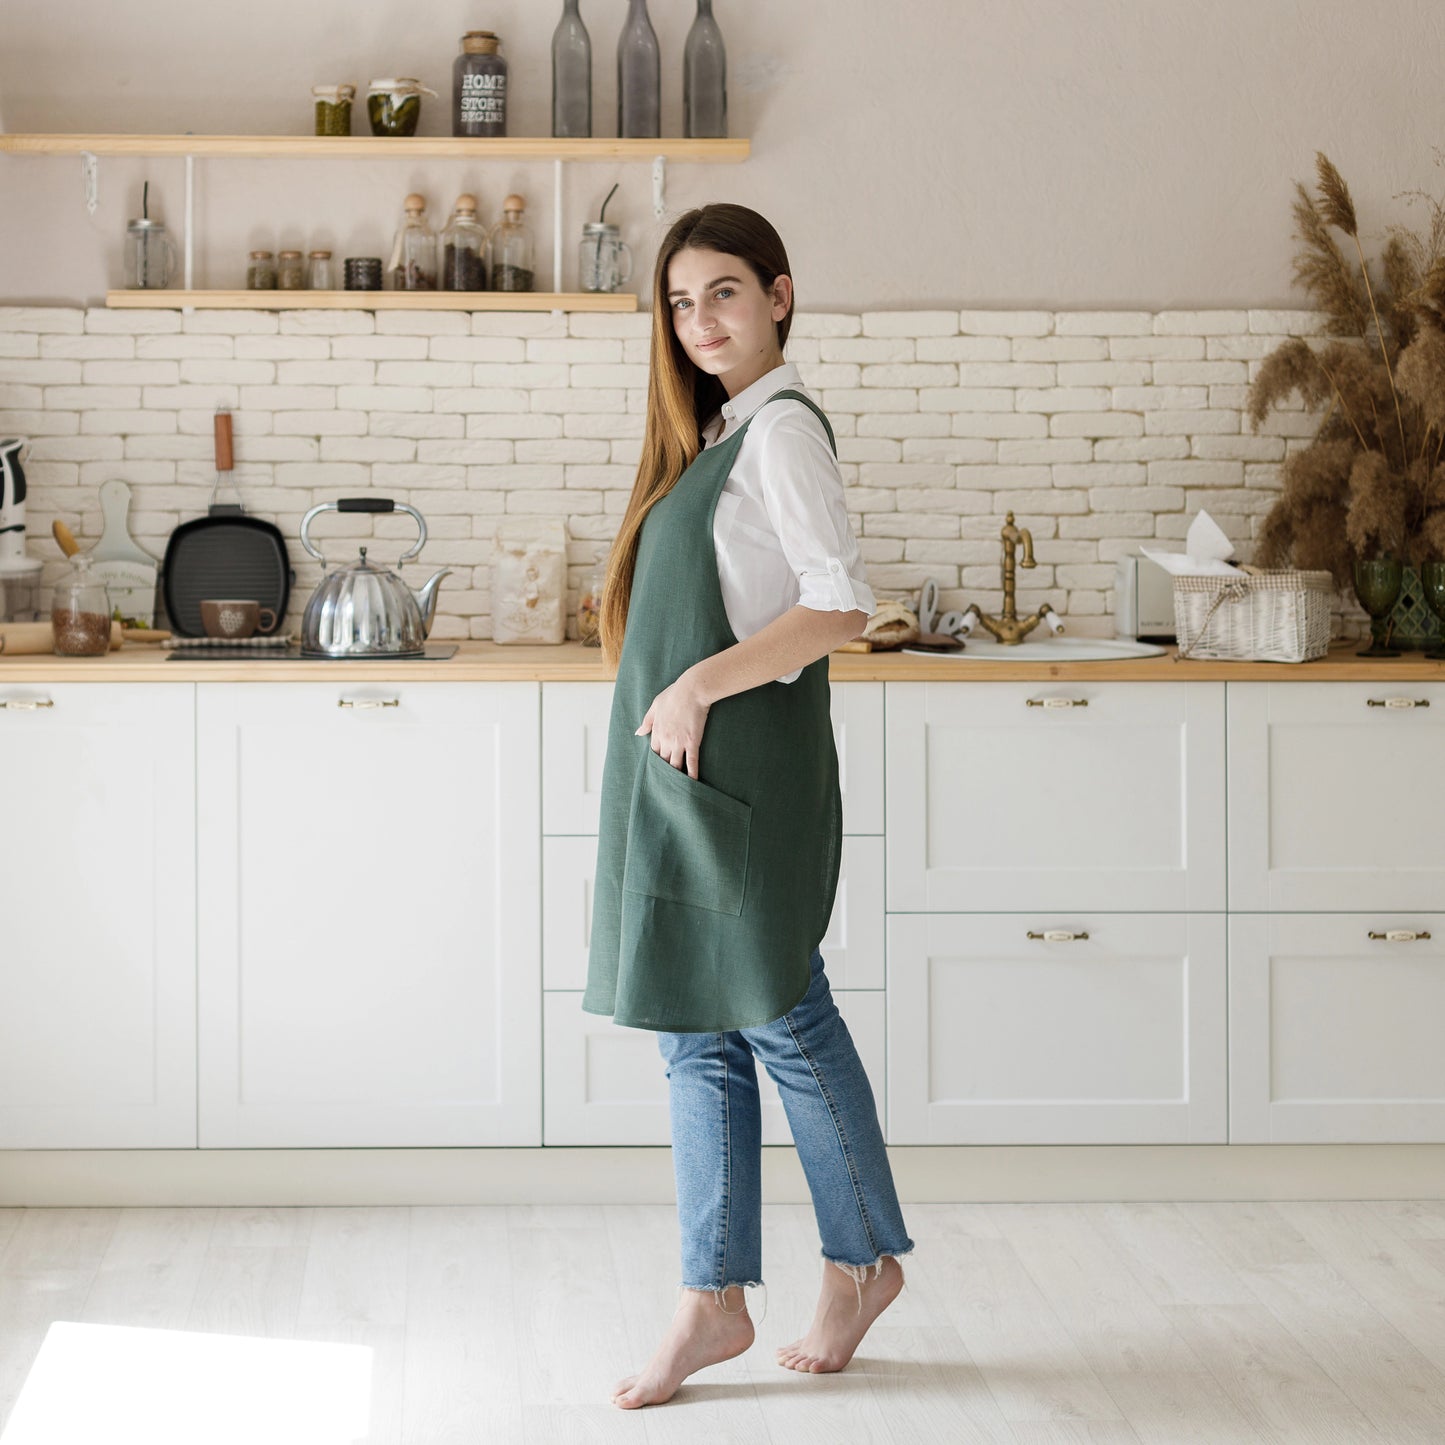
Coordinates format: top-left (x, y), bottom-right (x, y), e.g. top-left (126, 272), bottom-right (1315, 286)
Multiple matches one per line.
top-left (657, 946), bottom-right (914, 1304)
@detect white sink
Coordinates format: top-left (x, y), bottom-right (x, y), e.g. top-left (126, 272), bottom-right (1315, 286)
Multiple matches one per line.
top-left (902, 634), bottom-right (1169, 662)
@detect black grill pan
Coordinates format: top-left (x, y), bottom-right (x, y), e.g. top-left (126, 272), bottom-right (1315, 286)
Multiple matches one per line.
top-left (160, 409), bottom-right (293, 637)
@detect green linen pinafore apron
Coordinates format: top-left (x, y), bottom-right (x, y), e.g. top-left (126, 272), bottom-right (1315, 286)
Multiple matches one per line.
top-left (582, 390), bottom-right (843, 1033)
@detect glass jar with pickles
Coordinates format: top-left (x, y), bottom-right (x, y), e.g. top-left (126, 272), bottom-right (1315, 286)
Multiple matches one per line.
top-left (366, 78), bottom-right (437, 137)
top-left (312, 83), bottom-right (355, 136)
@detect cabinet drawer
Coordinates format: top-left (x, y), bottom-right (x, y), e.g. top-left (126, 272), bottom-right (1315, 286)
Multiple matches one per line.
top-left (1229, 913), bottom-right (1445, 1142)
top-left (543, 834), bottom-right (884, 990)
top-left (886, 681), bottom-right (1225, 912)
top-left (543, 990), bottom-right (885, 1146)
top-left (542, 680), bottom-right (884, 837)
top-left (1228, 682), bottom-right (1445, 911)
top-left (886, 913), bottom-right (1226, 1145)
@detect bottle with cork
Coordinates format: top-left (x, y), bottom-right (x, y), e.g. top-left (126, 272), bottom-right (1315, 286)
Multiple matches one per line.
top-left (440, 195), bottom-right (489, 291)
top-left (488, 195), bottom-right (535, 292)
top-left (453, 30), bottom-right (508, 136)
top-left (388, 194), bottom-right (438, 291)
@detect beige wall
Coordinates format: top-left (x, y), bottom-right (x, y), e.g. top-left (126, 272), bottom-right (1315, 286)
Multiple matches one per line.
top-left (3, 0), bottom-right (1443, 309)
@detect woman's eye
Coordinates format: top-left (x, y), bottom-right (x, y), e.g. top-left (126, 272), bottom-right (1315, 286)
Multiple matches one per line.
top-left (714, 288), bottom-right (733, 300)
top-left (673, 298), bottom-right (691, 310)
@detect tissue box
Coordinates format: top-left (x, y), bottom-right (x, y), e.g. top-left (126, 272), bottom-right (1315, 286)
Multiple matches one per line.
top-left (1173, 568), bottom-right (1335, 662)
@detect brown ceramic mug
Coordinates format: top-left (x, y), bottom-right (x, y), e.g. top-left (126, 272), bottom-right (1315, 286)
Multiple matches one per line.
top-left (200, 598), bottom-right (277, 639)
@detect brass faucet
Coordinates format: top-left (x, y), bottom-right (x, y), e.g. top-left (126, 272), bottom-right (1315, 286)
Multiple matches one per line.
top-left (963, 511), bottom-right (1058, 645)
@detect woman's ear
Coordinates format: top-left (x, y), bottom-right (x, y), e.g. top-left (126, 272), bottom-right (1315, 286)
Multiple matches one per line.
top-left (772, 273), bottom-right (793, 323)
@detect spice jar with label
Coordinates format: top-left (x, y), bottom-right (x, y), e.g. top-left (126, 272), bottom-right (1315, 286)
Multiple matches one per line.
top-left (492, 517), bottom-right (567, 644)
top-left (312, 83), bottom-right (355, 136)
top-left (388, 193), bottom-right (438, 291)
top-left (488, 194), bottom-right (535, 292)
top-left (277, 250), bottom-right (305, 289)
top-left (440, 194), bottom-right (489, 291)
top-left (51, 552), bottom-right (113, 656)
top-left (307, 250), bottom-right (335, 290)
top-left (453, 31), bottom-right (508, 136)
top-left (246, 250), bottom-right (277, 289)
top-left (366, 78), bottom-right (437, 137)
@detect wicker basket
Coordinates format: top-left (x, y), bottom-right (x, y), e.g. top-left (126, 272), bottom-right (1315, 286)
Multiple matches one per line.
top-left (1172, 566), bottom-right (1335, 663)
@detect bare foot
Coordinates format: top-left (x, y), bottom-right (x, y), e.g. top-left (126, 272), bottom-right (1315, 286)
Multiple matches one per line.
top-left (611, 1285), bottom-right (755, 1408)
top-left (775, 1255), bottom-right (905, 1373)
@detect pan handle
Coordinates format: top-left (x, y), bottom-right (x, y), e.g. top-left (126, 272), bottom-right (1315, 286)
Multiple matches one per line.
top-left (299, 498), bottom-right (429, 565)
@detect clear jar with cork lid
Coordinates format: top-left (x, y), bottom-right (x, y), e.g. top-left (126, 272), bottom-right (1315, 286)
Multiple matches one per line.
top-left (489, 195), bottom-right (534, 292)
top-left (388, 194), bottom-right (438, 291)
top-left (440, 195), bottom-right (489, 291)
top-left (453, 30), bottom-right (508, 137)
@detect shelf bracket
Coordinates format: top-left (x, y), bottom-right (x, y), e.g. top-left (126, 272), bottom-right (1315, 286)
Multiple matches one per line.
top-left (80, 151), bottom-right (98, 215)
top-left (652, 154), bottom-right (667, 220)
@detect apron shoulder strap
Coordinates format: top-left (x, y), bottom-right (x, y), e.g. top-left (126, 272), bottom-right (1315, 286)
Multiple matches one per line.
top-left (758, 388), bottom-right (838, 459)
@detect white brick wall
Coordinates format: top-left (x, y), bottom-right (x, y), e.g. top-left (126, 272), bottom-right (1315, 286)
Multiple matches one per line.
top-left (0, 305), bottom-right (1368, 641)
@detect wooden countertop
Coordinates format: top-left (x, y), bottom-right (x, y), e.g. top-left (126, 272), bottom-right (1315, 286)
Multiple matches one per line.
top-left (2, 636), bottom-right (1444, 682)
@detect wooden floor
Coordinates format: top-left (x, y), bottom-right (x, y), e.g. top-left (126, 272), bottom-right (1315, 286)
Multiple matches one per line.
top-left (2, 1200), bottom-right (1445, 1442)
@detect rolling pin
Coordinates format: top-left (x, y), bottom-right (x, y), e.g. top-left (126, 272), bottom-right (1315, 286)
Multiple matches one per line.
top-left (0, 620), bottom-right (124, 655)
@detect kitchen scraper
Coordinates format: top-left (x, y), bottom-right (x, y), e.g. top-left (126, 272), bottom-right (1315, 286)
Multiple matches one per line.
top-left (89, 479), bottom-right (159, 627)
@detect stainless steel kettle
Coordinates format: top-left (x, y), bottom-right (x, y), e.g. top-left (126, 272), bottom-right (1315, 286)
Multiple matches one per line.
top-left (298, 497), bottom-right (451, 657)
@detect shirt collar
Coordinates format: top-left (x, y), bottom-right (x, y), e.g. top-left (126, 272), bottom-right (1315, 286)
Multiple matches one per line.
top-left (716, 360), bottom-right (804, 431)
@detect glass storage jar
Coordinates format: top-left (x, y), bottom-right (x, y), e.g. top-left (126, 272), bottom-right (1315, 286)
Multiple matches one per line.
top-left (440, 194), bottom-right (489, 290)
top-left (307, 250), bottom-right (335, 290)
top-left (453, 31), bottom-right (508, 137)
top-left (366, 78), bottom-right (437, 137)
top-left (489, 195), bottom-right (534, 292)
top-left (388, 193), bottom-right (438, 291)
top-left (577, 558), bottom-right (605, 645)
top-left (312, 83), bottom-right (355, 136)
top-left (246, 250), bottom-right (277, 289)
top-left (277, 250), bottom-right (305, 289)
top-left (124, 218), bottom-right (176, 289)
top-left (51, 552), bottom-right (113, 656)
top-left (578, 222), bottom-right (633, 293)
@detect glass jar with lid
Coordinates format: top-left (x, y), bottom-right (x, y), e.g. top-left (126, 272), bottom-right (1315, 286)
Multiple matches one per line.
top-left (246, 250), bottom-right (277, 289)
top-left (366, 78), bottom-right (437, 137)
top-left (453, 31), bottom-right (508, 137)
top-left (312, 83), bottom-right (355, 136)
top-left (307, 250), bottom-right (335, 290)
top-left (51, 552), bottom-right (113, 656)
top-left (277, 250), bottom-right (305, 289)
top-left (489, 194), bottom-right (534, 292)
top-left (388, 193), bottom-right (438, 290)
top-left (440, 194), bottom-right (489, 291)
top-left (577, 557), bottom-right (606, 645)
top-left (124, 218), bottom-right (176, 289)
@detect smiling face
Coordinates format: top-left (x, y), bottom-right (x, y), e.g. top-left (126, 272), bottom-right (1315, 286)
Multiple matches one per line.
top-left (665, 245), bottom-right (793, 399)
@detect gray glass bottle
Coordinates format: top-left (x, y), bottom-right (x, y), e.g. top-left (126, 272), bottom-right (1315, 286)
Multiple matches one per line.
top-left (684, 0), bottom-right (727, 138)
top-left (617, 0), bottom-right (660, 139)
top-left (552, 0), bottom-right (592, 138)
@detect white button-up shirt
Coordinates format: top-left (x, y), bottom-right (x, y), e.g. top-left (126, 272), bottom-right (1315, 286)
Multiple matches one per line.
top-left (702, 361), bottom-right (877, 684)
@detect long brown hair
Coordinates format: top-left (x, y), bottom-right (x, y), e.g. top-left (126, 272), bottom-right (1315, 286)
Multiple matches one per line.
top-left (598, 203), bottom-right (794, 665)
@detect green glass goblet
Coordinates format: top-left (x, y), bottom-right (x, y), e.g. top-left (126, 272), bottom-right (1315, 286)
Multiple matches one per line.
top-left (1419, 560), bottom-right (1445, 661)
top-left (1353, 558), bottom-right (1403, 657)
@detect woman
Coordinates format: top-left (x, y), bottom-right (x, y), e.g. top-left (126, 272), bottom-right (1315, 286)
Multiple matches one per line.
top-left (583, 203), bottom-right (914, 1410)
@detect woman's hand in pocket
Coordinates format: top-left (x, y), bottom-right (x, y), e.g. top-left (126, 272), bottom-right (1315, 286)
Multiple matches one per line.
top-left (636, 669), bottom-right (711, 779)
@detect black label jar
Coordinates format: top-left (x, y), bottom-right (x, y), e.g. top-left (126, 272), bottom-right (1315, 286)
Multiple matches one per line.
top-left (454, 31), bottom-right (508, 137)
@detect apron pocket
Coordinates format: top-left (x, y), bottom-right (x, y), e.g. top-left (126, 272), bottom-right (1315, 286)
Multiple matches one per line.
top-left (624, 745), bottom-right (752, 915)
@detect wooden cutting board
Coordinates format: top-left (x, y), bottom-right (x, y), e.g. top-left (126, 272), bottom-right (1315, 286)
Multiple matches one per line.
top-left (90, 479), bottom-right (159, 627)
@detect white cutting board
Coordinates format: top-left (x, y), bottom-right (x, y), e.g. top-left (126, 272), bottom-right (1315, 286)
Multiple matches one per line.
top-left (90, 479), bottom-right (158, 626)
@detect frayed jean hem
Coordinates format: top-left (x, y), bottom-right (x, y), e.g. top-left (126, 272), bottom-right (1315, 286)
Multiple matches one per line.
top-left (679, 1280), bottom-right (767, 1320)
top-left (821, 1243), bottom-right (915, 1312)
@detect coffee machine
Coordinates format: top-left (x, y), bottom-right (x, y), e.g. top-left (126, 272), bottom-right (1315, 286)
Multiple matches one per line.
top-left (0, 438), bottom-right (44, 622)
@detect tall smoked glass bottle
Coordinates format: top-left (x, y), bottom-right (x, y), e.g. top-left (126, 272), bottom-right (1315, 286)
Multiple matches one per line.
top-left (684, 0), bottom-right (727, 138)
top-left (552, 0), bottom-right (592, 138)
top-left (617, 0), bottom-right (660, 138)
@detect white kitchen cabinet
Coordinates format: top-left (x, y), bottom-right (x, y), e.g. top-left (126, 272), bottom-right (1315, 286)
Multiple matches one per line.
top-left (0, 683), bottom-right (196, 1148)
top-left (885, 681), bottom-right (1226, 913)
top-left (886, 912), bottom-right (1227, 1144)
top-left (541, 679), bottom-right (885, 838)
top-left (543, 833), bottom-right (884, 991)
top-left (542, 990), bottom-right (885, 1146)
top-left (1227, 681), bottom-right (1445, 912)
top-left (1229, 912), bottom-right (1445, 1142)
top-left (195, 681), bottom-right (540, 1147)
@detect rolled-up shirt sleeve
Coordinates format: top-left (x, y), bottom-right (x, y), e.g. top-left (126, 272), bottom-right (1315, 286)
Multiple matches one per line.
top-left (757, 408), bottom-right (877, 618)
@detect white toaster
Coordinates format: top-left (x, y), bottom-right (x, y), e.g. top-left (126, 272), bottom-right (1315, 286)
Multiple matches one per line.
top-left (1114, 553), bottom-right (1177, 641)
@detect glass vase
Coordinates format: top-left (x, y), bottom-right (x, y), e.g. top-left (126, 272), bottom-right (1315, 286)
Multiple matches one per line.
top-left (552, 0), bottom-right (592, 137)
top-left (617, 0), bottom-right (660, 138)
top-left (1352, 558), bottom-right (1403, 658)
top-left (684, 0), bottom-right (727, 138)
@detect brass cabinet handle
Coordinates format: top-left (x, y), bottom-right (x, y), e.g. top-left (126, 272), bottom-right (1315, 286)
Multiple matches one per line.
top-left (1365, 697), bottom-right (1431, 708)
top-left (1025, 696), bottom-right (1088, 709)
top-left (1026, 929), bottom-right (1091, 941)
top-left (337, 697), bottom-right (400, 710)
top-left (0, 697), bottom-right (55, 710)
top-left (1366, 929), bottom-right (1432, 941)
